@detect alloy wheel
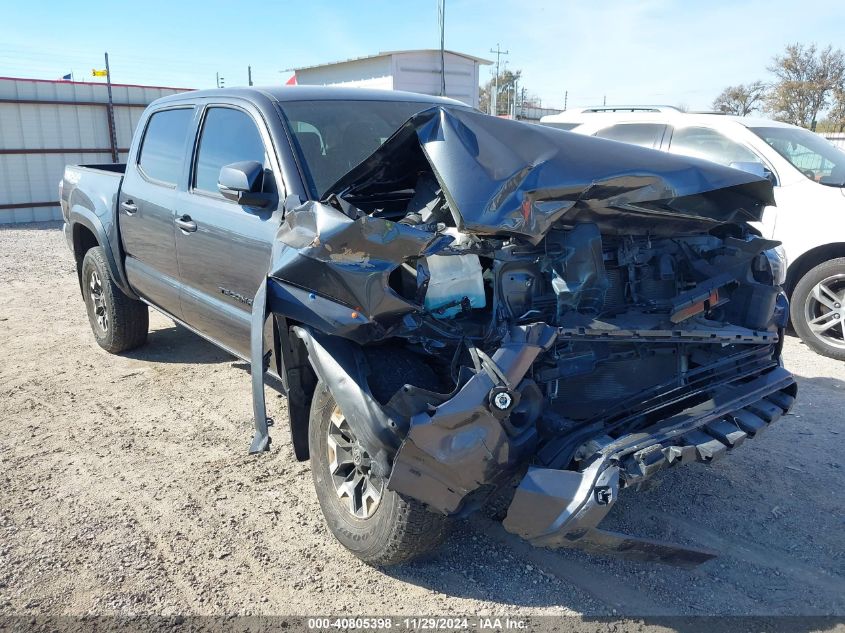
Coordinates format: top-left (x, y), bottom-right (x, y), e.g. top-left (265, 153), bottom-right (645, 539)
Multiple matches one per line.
top-left (803, 274), bottom-right (845, 350)
top-left (88, 270), bottom-right (108, 333)
top-left (326, 406), bottom-right (383, 519)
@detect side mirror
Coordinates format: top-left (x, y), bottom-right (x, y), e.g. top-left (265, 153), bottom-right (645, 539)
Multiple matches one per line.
top-left (218, 161), bottom-right (273, 207)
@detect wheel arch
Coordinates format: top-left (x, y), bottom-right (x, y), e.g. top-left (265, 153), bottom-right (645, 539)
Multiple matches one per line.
top-left (71, 222), bottom-right (100, 292)
top-left (785, 242), bottom-right (845, 296)
top-left (68, 208), bottom-right (137, 300)
top-left (273, 316), bottom-right (318, 461)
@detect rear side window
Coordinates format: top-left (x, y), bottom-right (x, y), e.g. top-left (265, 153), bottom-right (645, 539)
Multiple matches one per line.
top-left (194, 107), bottom-right (267, 194)
top-left (594, 123), bottom-right (666, 149)
top-left (137, 108), bottom-right (194, 185)
top-left (668, 126), bottom-right (759, 166)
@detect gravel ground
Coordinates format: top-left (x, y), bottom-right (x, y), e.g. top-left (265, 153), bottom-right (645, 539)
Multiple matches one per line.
top-left (0, 223), bottom-right (843, 619)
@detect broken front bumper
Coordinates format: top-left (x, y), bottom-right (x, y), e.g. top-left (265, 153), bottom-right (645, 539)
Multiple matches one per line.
top-left (501, 365), bottom-right (795, 566)
top-left (383, 322), bottom-right (796, 565)
top-left (267, 308), bottom-right (795, 565)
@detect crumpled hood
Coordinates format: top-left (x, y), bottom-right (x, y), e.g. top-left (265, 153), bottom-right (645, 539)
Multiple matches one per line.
top-left (326, 107), bottom-right (775, 244)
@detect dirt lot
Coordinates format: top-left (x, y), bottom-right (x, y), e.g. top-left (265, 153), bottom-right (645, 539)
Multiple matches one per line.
top-left (1, 223), bottom-right (843, 619)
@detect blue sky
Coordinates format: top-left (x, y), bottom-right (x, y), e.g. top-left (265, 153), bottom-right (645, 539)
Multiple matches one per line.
top-left (1, 0), bottom-right (843, 110)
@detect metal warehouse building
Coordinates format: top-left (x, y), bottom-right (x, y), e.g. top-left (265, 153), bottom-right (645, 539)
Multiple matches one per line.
top-left (0, 77), bottom-right (189, 224)
top-left (290, 49), bottom-right (491, 108)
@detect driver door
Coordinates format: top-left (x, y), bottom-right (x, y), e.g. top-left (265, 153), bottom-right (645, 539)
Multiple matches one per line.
top-left (173, 104), bottom-right (283, 358)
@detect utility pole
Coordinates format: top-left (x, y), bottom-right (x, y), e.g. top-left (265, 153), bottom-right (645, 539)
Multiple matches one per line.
top-left (216, 72), bottom-right (225, 88)
top-left (216, 72), bottom-right (219, 88)
top-left (501, 60), bottom-right (509, 116)
top-left (248, 66), bottom-right (253, 86)
top-left (489, 43), bottom-right (508, 116)
top-left (564, 90), bottom-right (568, 110)
top-left (603, 94), bottom-right (606, 106)
top-left (104, 52), bottom-right (118, 164)
top-left (438, 0), bottom-right (446, 96)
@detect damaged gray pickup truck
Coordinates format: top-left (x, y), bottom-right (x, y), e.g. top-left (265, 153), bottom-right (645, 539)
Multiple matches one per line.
top-left (62, 87), bottom-right (796, 567)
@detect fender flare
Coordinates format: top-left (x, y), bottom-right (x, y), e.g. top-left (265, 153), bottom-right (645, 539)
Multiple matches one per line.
top-left (68, 206), bottom-right (137, 299)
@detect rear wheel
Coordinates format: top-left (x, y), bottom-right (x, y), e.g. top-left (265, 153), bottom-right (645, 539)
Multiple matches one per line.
top-left (308, 353), bottom-right (449, 566)
top-left (81, 247), bottom-right (149, 354)
top-left (790, 258), bottom-right (845, 361)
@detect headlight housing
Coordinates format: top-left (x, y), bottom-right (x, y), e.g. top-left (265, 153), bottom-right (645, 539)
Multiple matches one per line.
top-left (757, 245), bottom-right (788, 286)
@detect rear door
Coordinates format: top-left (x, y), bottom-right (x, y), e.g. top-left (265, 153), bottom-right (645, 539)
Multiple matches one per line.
top-left (174, 103), bottom-right (283, 358)
top-left (119, 106), bottom-right (195, 317)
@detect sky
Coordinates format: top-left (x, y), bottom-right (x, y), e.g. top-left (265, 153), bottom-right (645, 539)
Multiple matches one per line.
top-left (1, 0), bottom-right (843, 110)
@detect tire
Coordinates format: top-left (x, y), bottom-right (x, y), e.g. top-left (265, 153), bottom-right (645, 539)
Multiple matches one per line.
top-left (81, 246), bottom-right (149, 354)
top-left (308, 354), bottom-right (448, 566)
top-left (790, 257), bottom-right (845, 361)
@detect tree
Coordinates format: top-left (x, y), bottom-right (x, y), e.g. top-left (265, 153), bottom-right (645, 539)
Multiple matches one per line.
top-left (479, 69), bottom-right (522, 116)
top-left (712, 81), bottom-right (767, 115)
top-left (826, 87), bottom-right (845, 132)
top-left (766, 43), bottom-right (845, 131)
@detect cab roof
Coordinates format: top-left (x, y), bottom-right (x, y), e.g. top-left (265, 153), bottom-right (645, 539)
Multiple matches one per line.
top-left (153, 85), bottom-right (467, 107)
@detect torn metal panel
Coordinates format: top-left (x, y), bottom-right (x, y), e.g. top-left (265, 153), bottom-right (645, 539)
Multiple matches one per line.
top-left (270, 200), bottom-right (451, 323)
top-left (327, 107), bottom-right (775, 243)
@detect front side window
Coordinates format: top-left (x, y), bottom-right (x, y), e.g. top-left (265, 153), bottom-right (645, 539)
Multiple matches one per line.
top-left (749, 126), bottom-right (845, 187)
top-left (668, 126), bottom-right (759, 166)
top-left (594, 123), bottom-right (667, 149)
top-left (137, 108), bottom-right (194, 185)
top-left (194, 107), bottom-right (267, 194)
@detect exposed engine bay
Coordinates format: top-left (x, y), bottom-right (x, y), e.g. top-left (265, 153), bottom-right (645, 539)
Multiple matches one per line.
top-left (248, 106), bottom-right (797, 565)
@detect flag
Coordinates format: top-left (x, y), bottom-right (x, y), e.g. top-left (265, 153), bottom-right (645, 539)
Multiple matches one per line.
top-left (285, 73), bottom-right (296, 86)
top-left (92, 69), bottom-right (108, 77)
top-left (61, 73), bottom-right (72, 81)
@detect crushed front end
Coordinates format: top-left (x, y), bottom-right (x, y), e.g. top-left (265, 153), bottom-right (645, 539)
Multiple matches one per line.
top-left (250, 107), bottom-right (796, 564)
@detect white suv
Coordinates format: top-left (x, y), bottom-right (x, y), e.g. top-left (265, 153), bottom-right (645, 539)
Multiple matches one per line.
top-left (540, 107), bottom-right (845, 360)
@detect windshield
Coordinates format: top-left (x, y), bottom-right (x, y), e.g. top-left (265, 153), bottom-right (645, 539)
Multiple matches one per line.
top-left (749, 125), bottom-right (845, 187)
top-left (279, 100), bottom-right (465, 198)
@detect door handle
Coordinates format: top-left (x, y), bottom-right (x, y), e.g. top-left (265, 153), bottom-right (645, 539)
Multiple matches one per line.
top-left (121, 200), bottom-right (137, 215)
top-left (175, 215), bottom-right (197, 233)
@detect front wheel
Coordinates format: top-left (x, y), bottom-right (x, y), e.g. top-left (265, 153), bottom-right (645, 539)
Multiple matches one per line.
top-left (790, 257), bottom-right (845, 361)
top-left (308, 380), bottom-right (449, 565)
